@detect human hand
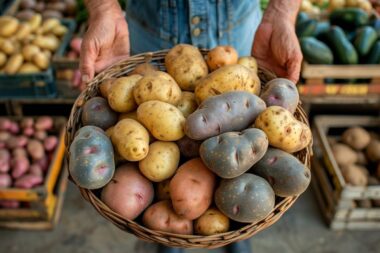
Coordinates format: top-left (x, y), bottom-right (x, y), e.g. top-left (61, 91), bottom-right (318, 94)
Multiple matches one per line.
top-left (252, 18), bottom-right (302, 83)
top-left (80, 6), bottom-right (130, 83)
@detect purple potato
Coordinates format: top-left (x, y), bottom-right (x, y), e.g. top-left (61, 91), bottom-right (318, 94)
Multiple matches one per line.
top-left (81, 97), bottom-right (118, 130)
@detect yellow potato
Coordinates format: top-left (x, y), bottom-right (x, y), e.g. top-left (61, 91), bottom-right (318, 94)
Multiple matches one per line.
top-left (32, 52), bottom-right (49, 70)
top-left (28, 14), bottom-right (42, 32)
top-left (99, 78), bottom-right (116, 99)
top-left (139, 141), bottom-right (180, 182)
top-left (194, 64), bottom-right (261, 104)
top-left (194, 207), bottom-right (230, 235)
top-left (133, 71), bottom-right (182, 105)
top-left (156, 179), bottom-right (171, 200)
top-left (0, 52), bottom-right (6, 67)
top-left (165, 44), bottom-right (208, 91)
top-left (18, 63), bottom-right (40, 73)
top-left (0, 16), bottom-right (19, 37)
top-left (137, 100), bottom-right (186, 141)
top-left (108, 75), bottom-right (142, 113)
top-left (111, 119), bottom-right (150, 161)
top-left (0, 40), bottom-right (16, 55)
top-left (52, 24), bottom-right (68, 37)
top-left (22, 44), bottom-right (40, 61)
top-left (206, 45), bottom-right (238, 71)
top-left (176, 91), bottom-right (198, 118)
top-left (33, 35), bottom-right (60, 51)
top-left (41, 18), bottom-right (60, 34)
top-left (119, 111), bottom-right (138, 121)
top-left (237, 56), bottom-right (258, 73)
top-left (4, 53), bottom-right (23, 74)
top-left (255, 106), bottom-right (312, 153)
top-left (15, 23), bottom-right (31, 40)
top-left (105, 126), bottom-right (114, 138)
top-left (130, 62), bottom-right (158, 76)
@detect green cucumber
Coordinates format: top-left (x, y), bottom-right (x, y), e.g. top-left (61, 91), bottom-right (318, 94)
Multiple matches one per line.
top-left (326, 26), bottom-right (358, 64)
top-left (297, 12), bottom-right (309, 25)
top-left (345, 30), bottom-right (357, 42)
top-left (353, 26), bottom-right (377, 56)
top-left (329, 8), bottom-right (369, 30)
top-left (365, 41), bottom-right (380, 64)
top-left (297, 19), bottom-right (318, 38)
top-left (313, 21), bottom-right (330, 37)
top-left (300, 37), bottom-right (334, 64)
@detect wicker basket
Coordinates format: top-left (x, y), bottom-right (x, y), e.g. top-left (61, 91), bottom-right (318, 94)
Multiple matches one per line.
top-left (65, 49), bottom-right (312, 249)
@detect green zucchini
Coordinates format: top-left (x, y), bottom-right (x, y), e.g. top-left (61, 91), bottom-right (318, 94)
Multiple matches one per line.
top-left (297, 19), bottom-right (318, 38)
top-left (300, 37), bottom-right (334, 64)
top-left (329, 8), bottom-right (369, 30)
top-left (297, 12), bottom-right (309, 26)
top-left (353, 26), bottom-right (377, 56)
top-left (313, 21), bottom-right (330, 37)
top-left (326, 26), bottom-right (358, 64)
top-left (365, 41), bottom-right (380, 64)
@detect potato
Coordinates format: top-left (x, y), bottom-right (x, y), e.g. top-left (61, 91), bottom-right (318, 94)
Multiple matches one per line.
top-left (342, 127), bottom-right (371, 150)
top-left (0, 52), bottom-right (6, 68)
top-left (137, 100), bottom-right (185, 141)
top-left (119, 111), bottom-right (137, 121)
top-left (255, 106), bottom-right (312, 153)
top-left (0, 119), bottom-right (11, 131)
top-left (366, 139), bottom-right (380, 162)
top-left (131, 62), bottom-right (158, 76)
top-left (176, 136), bottom-right (201, 158)
top-left (237, 56), bottom-right (258, 73)
top-left (16, 10), bottom-right (35, 21)
top-left (44, 136), bottom-right (58, 151)
top-left (30, 164), bottom-right (43, 177)
top-left (143, 200), bottom-right (193, 234)
top-left (356, 151), bottom-right (368, 165)
top-left (81, 97), bottom-right (118, 130)
top-left (215, 173), bottom-right (275, 223)
top-left (206, 45), bottom-right (238, 71)
top-left (7, 136), bottom-right (27, 149)
top-left (4, 54), bottom-right (23, 74)
top-left (41, 18), bottom-right (60, 34)
top-left (8, 122), bottom-right (20, 134)
top-left (69, 126), bottom-right (115, 189)
top-left (200, 128), bottom-right (268, 179)
top-left (133, 71), bottom-right (182, 105)
top-left (0, 131), bottom-right (11, 141)
top-left (32, 52), bottom-right (49, 70)
top-left (46, 2), bottom-right (66, 12)
top-left (170, 158), bottom-right (216, 219)
top-left (13, 148), bottom-right (27, 158)
top-left (108, 75), bottom-right (142, 113)
top-left (27, 139), bottom-right (44, 160)
top-left (15, 174), bottom-right (43, 189)
top-left (18, 63), bottom-right (40, 74)
top-left (111, 119), bottom-right (149, 161)
top-left (156, 179), bottom-right (171, 200)
top-left (42, 10), bottom-right (63, 20)
top-left (0, 16), bottom-right (19, 37)
top-left (11, 156), bottom-right (30, 178)
top-left (0, 173), bottom-right (12, 188)
top-left (99, 78), bottom-right (116, 99)
top-left (185, 91), bottom-right (266, 140)
top-left (22, 44), bottom-right (40, 61)
top-left (19, 0), bottom-right (36, 9)
top-left (332, 143), bottom-right (358, 166)
top-left (35, 116), bottom-right (53, 130)
top-left (194, 207), bottom-right (230, 235)
top-left (52, 24), bottom-right (68, 37)
top-left (195, 64), bottom-right (261, 104)
top-left (340, 164), bottom-right (368, 186)
top-left (0, 40), bottom-right (16, 55)
top-left (28, 14), bottom-right (42, 32)
top-left (34, 2), bottom-right (45, 13)
top-left (33, 35), bottom-right (59, 51)
top-left (139, 141), bottom-right (180, 182)
top-left (101, 163), bottom-right (153, 220)
top-left (165, 44), bottom-right (208, 91)
top-left (34, 156), bottom-right (48, 172)
top-left (0, 149), bottom-right (10, 173)
top-left (176, 91), bottom-right (197, 118)
top-left (251, 148), bottom-right (311, 197)
top-left (34, 130), bottom-right (47, 141)
top-left (260, 78), bottom-right (299, 113)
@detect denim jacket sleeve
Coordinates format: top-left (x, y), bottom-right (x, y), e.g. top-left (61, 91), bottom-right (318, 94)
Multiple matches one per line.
top-left (126, 0), bottom-right (261, 56)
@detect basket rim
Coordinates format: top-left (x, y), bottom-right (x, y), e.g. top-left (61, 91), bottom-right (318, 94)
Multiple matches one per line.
top-left (65, 49), bottom-right (312, 248)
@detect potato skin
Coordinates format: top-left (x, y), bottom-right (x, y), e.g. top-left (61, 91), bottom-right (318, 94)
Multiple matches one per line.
top-left (81, 97), bottom-right (118, 130)
top-left (99, 78), bottom-right (116, 99)
top-left (108, 75), bottom-right (142, 113)
top-left (206, 45), bottom-right (238, 71)
top-left (260, 78), bottom-right (299, 114)
top-left (194, 207), bottom-right (230, 235)
top-left (170, 158), bottom-right (216, 219)
top-left (332, 143), bottom-right (358, 166)
top-left (185, 91), bottom-right (266, 140)
top-left (176, 92), bottom-right (197, 118)
top-left (215, 173), bottom-right (275, 223)
top-left (342, 127), bottom-right (371, 150)
top-left (176, 136), bottom-right (201, 158)
top-left (251, 148), bottom-right (311, 197)
top-left (194, 64), bottom-right (261, 104)
top-left (69, 126), bottom-right (115, 189)
top-left (139, 141), bottom-right (180, 182)
top-left (137, 100), bottom-right (185, 141)
top-left (165, 44), bottom-right (208, 91)
top-left (131, 62), bottom-right (158, 76)
top-left (142, 200), bottom-right (193, 234)
top-left (101, 163), bottom-right (154, 220)
top-left (133, 71), bottom-right (182, 105)
top-left (366, 139), bottom-right (380, 162)
top-left (111, 119), bottom-right (150, 161)
top-left (200, 128), bottom-right (268, 179)
top-left (237, 56), bottom-right (258, 73)
top-left (340, 164), bottom-right (368, 186)
top-left (255, 106), bottom-right (312, 153)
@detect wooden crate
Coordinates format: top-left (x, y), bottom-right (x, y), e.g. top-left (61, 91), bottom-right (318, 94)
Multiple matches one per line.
top-left (299, 62), bottom-right (380, 96)
top-left (312, 115), bottom-right (380, 229)
top-left (0, 117), bottom-right (66, 223)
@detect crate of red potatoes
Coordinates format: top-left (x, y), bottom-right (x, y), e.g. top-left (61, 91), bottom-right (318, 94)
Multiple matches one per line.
top-left (66, 45), bottom-right (312, 248)
top-left (0, 116), bottom-right (66, 228)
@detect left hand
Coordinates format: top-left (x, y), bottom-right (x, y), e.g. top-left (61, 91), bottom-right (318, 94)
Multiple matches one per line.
top-left (252, 19), bottom-right (302, 83)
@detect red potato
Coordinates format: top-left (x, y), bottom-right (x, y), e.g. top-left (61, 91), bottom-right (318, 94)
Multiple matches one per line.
top-left (8, 122), bottom-right (20, 134)
top-left (0, 149), bottom-right (10, 173)
top-left (34, 156), bottom-right (49, 171)
top-left (7, 136), bottom-right (28, 149)
top-left (23, 127), bottom-right (34, 137)
top-left (0, 173), bottom-right (12, 188)
top-left (20, 117), bottom-right (34, 129)
top-left (44, 136), bottom-right (58, 151)
top-left (35, 116), bottom-right (53, 131)
top-left (0, 200), bottom-right (20, 209)
top-left (0, 118), bottom-right (11, 131)
top-left (0, 142), bottom-right (4, 149)
top-left (13, 148), bottom-right (27, 158)
top-left (11, 156), bottom-right (30, 178)
top-left (29, 164), bottom-right (43, 177)
top-left (14, 174), bottom-right (43, 189)
top-left (0, 131), bottom-right (10, 142)
top-left (27, 139), bottom-right (45, 160)
top-left (34, 130), bottom-right (47, 141)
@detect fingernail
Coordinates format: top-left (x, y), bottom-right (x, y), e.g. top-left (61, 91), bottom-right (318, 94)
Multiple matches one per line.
top-left (82, 74), bottom-right (89, 83)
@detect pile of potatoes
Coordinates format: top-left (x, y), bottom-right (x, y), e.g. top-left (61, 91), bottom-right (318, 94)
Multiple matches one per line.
top-left (15, 0), bottom-right (77, 20)
top-left (329, 127), bottom-right (380, 207)
top-left (0, 15), bottom-right (67, 74)
top-left (0, 116), bottom-right (59, 209)
top-left (69, 44), bottom-right (312, 235)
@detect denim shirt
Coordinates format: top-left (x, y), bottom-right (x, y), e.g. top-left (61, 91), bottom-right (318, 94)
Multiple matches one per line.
top-left (126, 0), bottom-right (262, 56)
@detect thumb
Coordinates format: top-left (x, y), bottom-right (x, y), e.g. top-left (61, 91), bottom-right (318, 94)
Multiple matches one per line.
top-left (286, 54), bottom-right (302, 83)
top-left (79, 39), bottom-right (98, 84)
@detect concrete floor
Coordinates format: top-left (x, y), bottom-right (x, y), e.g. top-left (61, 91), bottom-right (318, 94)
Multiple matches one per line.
top-left (0, 182), bottom-right (379, 253)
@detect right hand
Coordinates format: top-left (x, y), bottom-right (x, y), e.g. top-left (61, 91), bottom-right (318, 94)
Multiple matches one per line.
top-left (80, 10), bottom-right (130, 83)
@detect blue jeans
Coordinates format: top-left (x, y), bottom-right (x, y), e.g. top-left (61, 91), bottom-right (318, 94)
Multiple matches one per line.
top-left (126, 0), bottom-right (262, 56)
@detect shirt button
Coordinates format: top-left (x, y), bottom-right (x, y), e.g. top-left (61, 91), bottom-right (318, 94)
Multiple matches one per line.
top-left (192, 16), bottom-right (200, 25)
top-left (193, 28), bottom-right (201, 37)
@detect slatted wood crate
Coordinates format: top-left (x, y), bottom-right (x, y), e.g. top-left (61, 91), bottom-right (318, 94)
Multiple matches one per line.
top-left (312, 116), bottom-right (380, 230)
